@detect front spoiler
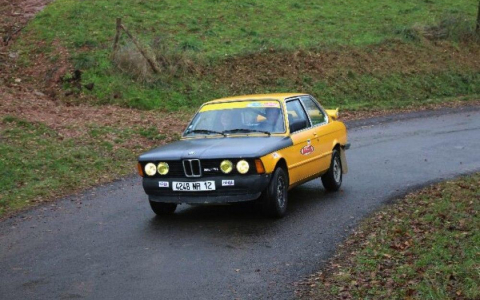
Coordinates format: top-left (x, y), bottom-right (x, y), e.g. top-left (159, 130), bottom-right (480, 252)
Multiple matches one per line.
top-left (148, 193), bottom-right (262, 204)
top-left (143, 174), bottom-right (271, 204)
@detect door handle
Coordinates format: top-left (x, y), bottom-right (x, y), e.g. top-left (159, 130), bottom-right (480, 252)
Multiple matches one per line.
top-left (313, 132), bottom-right (317, 136)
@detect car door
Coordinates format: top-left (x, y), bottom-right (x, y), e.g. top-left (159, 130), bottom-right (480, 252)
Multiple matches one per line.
top-left (285, 98), bottom-right (319, 185)
top-left (300, 96), bottom-right (332, 173)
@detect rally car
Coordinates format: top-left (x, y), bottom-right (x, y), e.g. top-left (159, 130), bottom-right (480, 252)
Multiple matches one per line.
top-left (137, 93), bottom-right (349, 217)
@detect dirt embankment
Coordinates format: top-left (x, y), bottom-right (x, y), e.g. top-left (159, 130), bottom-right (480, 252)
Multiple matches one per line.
top-left (0, 0), bottom-right (52, 46)
top-left (1, 0), bottom-right (53, 73)
top-left (0, 0), bottom-right (188, 145)
top-left (209, 42), bottom-right (480, 92)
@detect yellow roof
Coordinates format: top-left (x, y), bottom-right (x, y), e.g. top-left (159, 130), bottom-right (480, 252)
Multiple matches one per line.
top-left (205, 93), bottom-right (308, 104)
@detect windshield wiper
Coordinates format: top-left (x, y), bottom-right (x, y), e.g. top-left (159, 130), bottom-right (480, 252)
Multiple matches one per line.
top-left (187, 129), bottom-right (226, 136)
top-left (222, 128), bottom-right (271, 136)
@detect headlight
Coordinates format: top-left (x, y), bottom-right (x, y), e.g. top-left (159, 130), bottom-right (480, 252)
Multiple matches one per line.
top-left (157, 162), bottom-right (169, 175)
top-left (236, 160), bottom-right (250, 174)
top-left (220, 160), bottom-right (233, 174)
top-left (144, 163), bottom-right (157, 176)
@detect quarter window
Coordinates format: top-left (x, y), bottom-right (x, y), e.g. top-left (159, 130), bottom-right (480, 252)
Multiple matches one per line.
top-left (301, 97), bottom-right (327, 126)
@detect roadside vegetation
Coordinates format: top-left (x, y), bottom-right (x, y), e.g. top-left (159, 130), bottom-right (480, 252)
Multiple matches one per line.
top-left (0, 101), bottom-right (188, 216)
top-left (1, 0), bottom-right (479, 216)
top-left (11, 0), bottom-right (480, 111)
top-left (298, 173), bottom-right (480, 299)
top-left (0, 116), bottom-right (131, 214)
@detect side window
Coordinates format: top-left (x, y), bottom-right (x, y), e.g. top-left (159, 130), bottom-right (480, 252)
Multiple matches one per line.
top-left (301, 97), bottom-right (327, 126)
top-left (286, 99), bottom-right (310, 133)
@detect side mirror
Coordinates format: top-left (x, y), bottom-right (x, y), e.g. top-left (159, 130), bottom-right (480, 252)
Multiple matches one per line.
top-left (325, 108), bottom-right (339, 121)
top-left (289, 119), bottom-right (307, 133)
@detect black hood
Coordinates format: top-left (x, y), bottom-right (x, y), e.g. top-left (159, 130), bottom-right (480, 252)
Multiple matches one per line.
top-left (138, 136), bottom-right (292, 161)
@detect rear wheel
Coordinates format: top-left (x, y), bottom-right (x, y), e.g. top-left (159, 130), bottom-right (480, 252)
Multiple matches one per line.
top-left (321, 149), bottom-right (342, 191)
top-left (149, 201), bottom-right (177, 215)
top-left (262, 167), bottom-right (288, 218)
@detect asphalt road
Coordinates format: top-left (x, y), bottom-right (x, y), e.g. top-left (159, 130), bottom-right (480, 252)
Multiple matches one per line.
top-left (1, 106), bottom-right (479, 300)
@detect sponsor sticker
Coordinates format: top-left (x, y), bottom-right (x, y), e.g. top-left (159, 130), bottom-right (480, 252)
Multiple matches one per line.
top-left (158, 181), bottom-right (169, 188)
top-left (263, 102), bottom-right (280, 107)
top-left (200, 101), bottom-right (281, 112)
top-left (300, 145), bottom-right (315, 155)
top-left (247, 101), bottom-right (280, 108)
top-left (222, 180), bottom-right (235, 186)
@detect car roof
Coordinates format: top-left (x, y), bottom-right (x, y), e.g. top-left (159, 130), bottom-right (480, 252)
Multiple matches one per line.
top-left (205, 93), bottom-right (309, 104)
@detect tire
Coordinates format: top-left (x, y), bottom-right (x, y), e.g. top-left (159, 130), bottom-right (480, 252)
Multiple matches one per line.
top-left (321, 148), bottom-right (342, 192)
top-left (149, 201), bottom-right (177, 215)
top-left (262, 167), bottom-right (289, 218)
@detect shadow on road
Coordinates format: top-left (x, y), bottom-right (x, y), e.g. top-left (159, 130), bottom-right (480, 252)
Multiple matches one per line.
top-left (144, 184), bottom-right (343, 237)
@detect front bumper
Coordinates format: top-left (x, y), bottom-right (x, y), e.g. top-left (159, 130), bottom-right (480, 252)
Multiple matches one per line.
top-left (143, 174), bottom-right (271, 204)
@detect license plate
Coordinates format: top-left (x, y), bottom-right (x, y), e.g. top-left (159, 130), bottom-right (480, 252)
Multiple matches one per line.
top-left (172, 181), bottom-right (216, 191)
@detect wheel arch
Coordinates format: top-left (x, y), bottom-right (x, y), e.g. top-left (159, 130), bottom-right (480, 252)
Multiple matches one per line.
top-left (273, 158), bottom-right (289, 185)
top-left (275, 158), bottom-right (288, 173)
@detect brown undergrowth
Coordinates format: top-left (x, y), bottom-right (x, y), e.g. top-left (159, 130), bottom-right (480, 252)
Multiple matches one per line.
top-left (0, 86), bottom-right (189, 144)
top-left (296, 174), bottom-right (480, 299)
top-left (208, 41), bottom-right (480, 93)
top-left (0, 0), bottom-right (52, 46)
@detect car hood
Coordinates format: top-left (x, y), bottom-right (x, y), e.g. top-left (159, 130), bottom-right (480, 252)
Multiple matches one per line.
top-left (138, 136), bottom-right (292, 161)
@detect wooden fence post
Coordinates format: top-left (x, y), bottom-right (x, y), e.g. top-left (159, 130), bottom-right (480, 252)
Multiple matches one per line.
top-left (111, 18), bottom-right (161, 74)
top-left (112, 18), bottom-right (122, 59)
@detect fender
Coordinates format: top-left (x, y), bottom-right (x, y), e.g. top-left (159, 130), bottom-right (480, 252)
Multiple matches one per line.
top-left (260, 149), bottom-right (287, 174)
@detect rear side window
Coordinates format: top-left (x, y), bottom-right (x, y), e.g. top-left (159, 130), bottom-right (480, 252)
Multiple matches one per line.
top-left (301, 97), bottom-right (327, 126)
top-left (286, 99), bottom-right (310, 132)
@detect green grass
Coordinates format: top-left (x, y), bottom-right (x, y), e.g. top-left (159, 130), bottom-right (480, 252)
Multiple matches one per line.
top-left (303, 174), bottom-right (480, 299)
top-left (14, 0), bottom-right (480, 111)
top-left (0, 116), bottom-right (143, 216)
top-left (242, 70), bottom-right (480, 110)
top-left (25, 0), bottom-right (476, 57)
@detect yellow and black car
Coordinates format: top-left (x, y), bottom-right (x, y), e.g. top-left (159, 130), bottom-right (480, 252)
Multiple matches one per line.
top-left (138, 93), bottom-right (349, 217)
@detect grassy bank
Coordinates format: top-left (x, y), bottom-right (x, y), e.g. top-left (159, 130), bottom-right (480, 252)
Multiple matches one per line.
top-left (0, 117), bottom-right (130, 215)
top-left (300, 173), bottom-right (480, 299)
top-left (12, 0), bottom-right (480, 111)
top-left (0, 112), bottom-right (185, 217)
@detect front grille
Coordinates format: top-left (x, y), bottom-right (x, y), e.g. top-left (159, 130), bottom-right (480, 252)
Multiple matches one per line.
top-left (141, 159), bottom-right (258, 178)
top-left (183, 159), bottom-right (202, 177)
top-left (166, 161), bottom-right (184, 177)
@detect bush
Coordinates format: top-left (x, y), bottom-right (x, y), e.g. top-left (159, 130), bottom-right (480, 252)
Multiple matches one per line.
top-left (398, 14), bottom-right (480, 43)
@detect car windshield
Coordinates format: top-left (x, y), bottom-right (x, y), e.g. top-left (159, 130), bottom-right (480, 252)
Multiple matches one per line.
top-left (184, 100), bottom-right (285, 136)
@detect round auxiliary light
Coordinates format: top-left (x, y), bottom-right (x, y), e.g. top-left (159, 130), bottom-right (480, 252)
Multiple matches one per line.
top-left (144, 163), bottom-right (157, 176)
top-left (220, 160), bottom-right (233, 174)
top-left (157, 162), bottom-right (169, 175)
top-left (236, 160), bottom-right (250, 174)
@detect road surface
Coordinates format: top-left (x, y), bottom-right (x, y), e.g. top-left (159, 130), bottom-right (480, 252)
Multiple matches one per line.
top-left (1, 106), bottom-right (479, 299)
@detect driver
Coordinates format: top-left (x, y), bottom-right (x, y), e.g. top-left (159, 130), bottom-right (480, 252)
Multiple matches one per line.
top-left (260, 108), bottom-right (283, 132)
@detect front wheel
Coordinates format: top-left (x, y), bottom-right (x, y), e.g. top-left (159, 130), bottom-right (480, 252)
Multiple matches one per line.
top-left (321, 149), bottom-right (342, 191)
top-left (262, 167), bottom-right (288, 218)
top-left (149, 201), bottom-right (177, 215)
